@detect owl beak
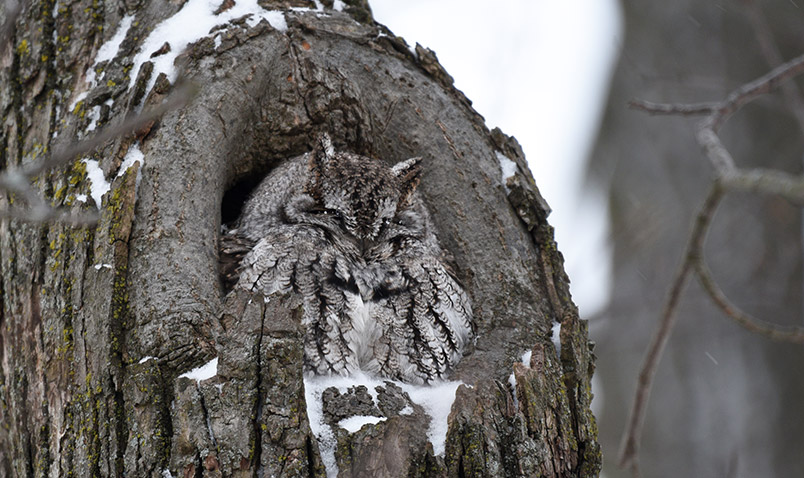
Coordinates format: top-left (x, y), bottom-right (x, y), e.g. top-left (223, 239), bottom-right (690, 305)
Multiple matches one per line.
top-left (357, 282), bottom-right (373, 302)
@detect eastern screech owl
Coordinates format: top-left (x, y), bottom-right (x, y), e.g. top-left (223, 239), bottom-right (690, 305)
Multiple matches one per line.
top-left (228, 134), bottom-right (473, 384)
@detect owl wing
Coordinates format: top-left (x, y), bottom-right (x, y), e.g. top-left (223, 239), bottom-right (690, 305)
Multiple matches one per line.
top-left (237, 225), bottom-right (359, 377)
top-left (373, 255), bottom-right (473, 384)
top-left (219, 231), bottom-right (257, 293)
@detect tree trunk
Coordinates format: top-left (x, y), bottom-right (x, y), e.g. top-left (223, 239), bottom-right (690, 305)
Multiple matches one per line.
top-left (0, 1), bottom-right (599, 477)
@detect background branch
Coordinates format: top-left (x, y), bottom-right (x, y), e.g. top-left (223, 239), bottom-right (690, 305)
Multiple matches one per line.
top-left (0, 83), bottom-right (195, 225)
top-left (621, 51), bottom-right (804, 476)
top-left (618, 186), bottom-right (722, 474)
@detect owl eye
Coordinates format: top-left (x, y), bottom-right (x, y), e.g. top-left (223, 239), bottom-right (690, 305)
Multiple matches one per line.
top-left (307, 206), bottom-right (341, 219)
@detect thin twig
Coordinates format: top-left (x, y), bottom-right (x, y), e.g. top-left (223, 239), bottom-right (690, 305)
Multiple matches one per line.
top-left (719, 168), bottom-right (804, 203)
top-left (743, 0), bottom-right (804, 131)
top-left (22, 82), bottom-right (195, 178)
top-left (711, 52), bottom-right (804, 129)
top-left (629, 53), bottom-right (804, 129)
top-left (621, 49), bottom-right (804, 476)
top-left (694, 258), bottom-right (804, 343)
top-left (0, 204), bottom-right (99, 225)
top-left (0, 83), bottom-right (195, 225)
top-left (618, 186), bottom-right (723, 474)
top-left (696, 124), bottom-right (737, 175)
top-left (743, 0), bottom-right (804, 321)
top-left (628, 99), bottom-right (716, 116)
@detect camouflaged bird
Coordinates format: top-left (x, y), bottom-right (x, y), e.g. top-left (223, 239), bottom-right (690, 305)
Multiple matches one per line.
top-left (223, 133), bottom-right (473, 384)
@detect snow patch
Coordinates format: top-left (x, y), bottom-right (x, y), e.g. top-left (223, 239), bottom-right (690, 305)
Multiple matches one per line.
top-left (70, 91), bottom-right (88, 112)
top-left (397, 380), bottom-right (462, 456)
top-left (333, 0), bottom-right (345, 11)
top-left (72, 15), bottom-right (134, 110)
top-left (338, 415), bottom-right (386, 433)
top-left (551, 322), bottom-right (562, 355)
top-left (304, 372), bottom-right (463, 477)
top-left (138, 356), bottom-right (155, 364)
top-left (179, 357), bottom-right (218, 383)
top-left (117, 143), bottom-right (144, 178)
top-left (96, 14), bottom-right (134, 65)
top-left (82, 158), bottom-right (110, 209)
top-left (93, 263), bottom-right (112, 270)
top-left (85, 105), bottom-right (101, 132)
top-left (521, 349), bottom-right (532, 367)
top-left (75, 194), bottom-right (87, 203)
top-left (508, 372), bottom-right (518, 408)
top-left (304, 375), bottom-right (339, 478)
top-left (246, 10), bottom-right (287, 29)
top-left (128, 0), bottom-right (288, 102)
top-left (508, 349), bottom-right (534, 409)
top-left (497, 151), bottom-right (518, 193)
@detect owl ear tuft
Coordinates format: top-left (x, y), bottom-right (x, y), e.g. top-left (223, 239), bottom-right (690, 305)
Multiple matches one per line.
top-left (392, 157), bottom-right (422, 206)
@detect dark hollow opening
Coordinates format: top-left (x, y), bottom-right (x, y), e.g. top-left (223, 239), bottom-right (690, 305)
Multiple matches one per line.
top-left (220, 174), bottom-right (264, 226)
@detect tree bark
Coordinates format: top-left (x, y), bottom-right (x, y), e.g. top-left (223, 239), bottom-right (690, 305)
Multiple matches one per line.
top-left (0, 1), bottom-right (599, 477)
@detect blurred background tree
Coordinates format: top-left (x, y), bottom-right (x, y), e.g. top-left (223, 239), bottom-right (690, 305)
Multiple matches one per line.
top-left (592, 1), bottom-right (804, 477)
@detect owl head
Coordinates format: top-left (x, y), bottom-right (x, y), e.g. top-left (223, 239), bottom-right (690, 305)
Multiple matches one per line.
top-left (288, 134), bottom-right (424, 244)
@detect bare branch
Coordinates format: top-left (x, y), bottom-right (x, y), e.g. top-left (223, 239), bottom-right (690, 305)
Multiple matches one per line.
top-left (0, 82), bottom-right (195, 226)
top-left (743, 0), bottom-right (804, 132)
top-left (627, 99), bottom-right (716, 116)
top-left (622, 48), bottom-right (804, 474)
top-left (719, 168), bottom-right (804, 203)
top-left (696, 125), bottom-right (737, 175)
top-left (618, 186), bottom-right (723, 475)
top-left (630, 53), bottom-right (804, 130)
top-left (22, 82), bottom-right (196, 178)
top-left (694, 259), bottom-right (804, 343)
top-left (0, 204), bottom-right (99, 225)
top-left (712, 53), bottom-right (804, 129)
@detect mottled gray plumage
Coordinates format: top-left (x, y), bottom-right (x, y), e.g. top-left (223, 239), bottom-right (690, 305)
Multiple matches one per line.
top-left (232, 134), bottom-right (473, 384)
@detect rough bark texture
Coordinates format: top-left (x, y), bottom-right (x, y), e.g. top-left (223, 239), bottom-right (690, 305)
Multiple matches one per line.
top-left (591, 2), bottom-right (804, 477)
top-left (0, 1), bottom-right (599, 476)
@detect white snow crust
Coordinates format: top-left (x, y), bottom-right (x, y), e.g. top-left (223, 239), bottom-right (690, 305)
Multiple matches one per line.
top-left (304, 372), bottom-right (463, 478)
top-left (338, 415), bottom-right (386, 433)
top-left (82, 158), bottom-right (110, 209)
top-left (117, 142), bottom-right (145, 190)
top-left (179, 357), bottom-right (218, 383)
top-left (72, 14), bottom-right (134, 110)
top-left (551, 322), bottom-right (562, 355)
top-left (128, 0), bottom-right (288, 100)
top-left (496, 151), bottom-right (518, 193)
top-left (508, 349), bottom-right (534, 409)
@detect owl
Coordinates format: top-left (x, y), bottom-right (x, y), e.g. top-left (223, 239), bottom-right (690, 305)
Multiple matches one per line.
top-left (225, 134), bottom-right (473, 384)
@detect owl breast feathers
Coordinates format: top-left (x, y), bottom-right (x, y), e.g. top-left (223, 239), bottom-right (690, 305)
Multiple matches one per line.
top-left (232, 134), bottom-right (473, 384)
